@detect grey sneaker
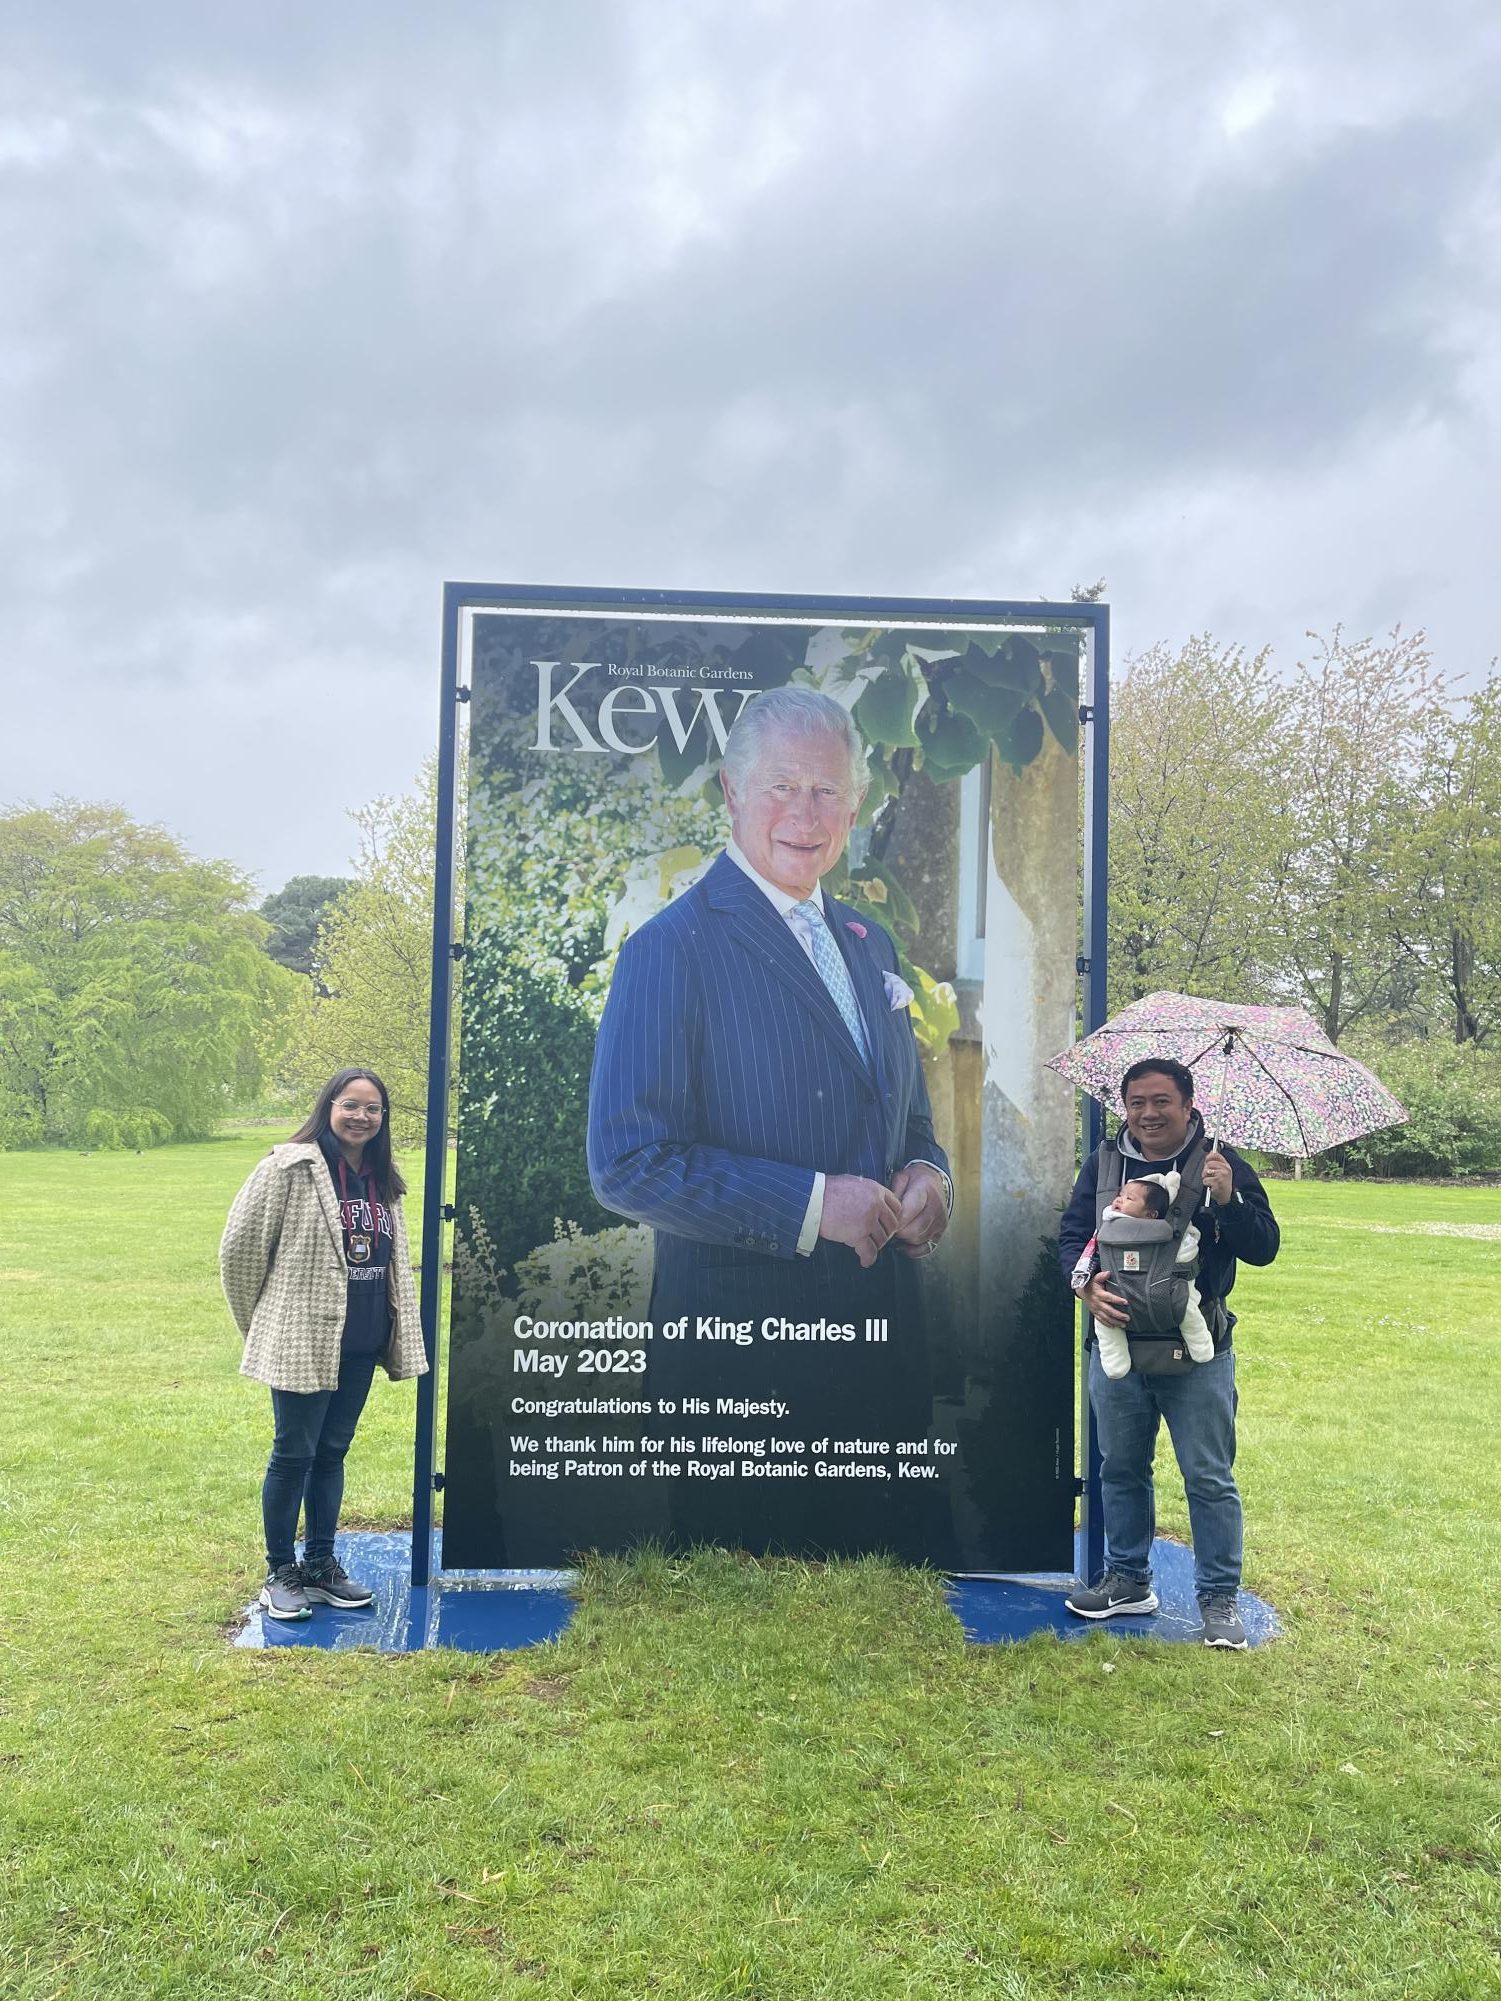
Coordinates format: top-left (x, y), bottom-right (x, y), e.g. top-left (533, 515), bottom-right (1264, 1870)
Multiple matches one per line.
top-left (1065, 1570), bottom-right (1160, 1619)
top-left (300, 1559), bottom-right (374, 1609)
top-left (1200, 1593), bottom-right (1249, 1649)
top-left (259, 1562), bottom-right (312, 1622)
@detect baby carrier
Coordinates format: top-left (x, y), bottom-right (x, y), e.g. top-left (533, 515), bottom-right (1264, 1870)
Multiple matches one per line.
top-left (1093, 1144), bottom-right (1206, 1337)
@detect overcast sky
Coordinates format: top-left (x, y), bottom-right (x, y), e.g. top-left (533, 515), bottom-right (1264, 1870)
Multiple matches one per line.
top-left (3, 1), bottom-right (1498, 890)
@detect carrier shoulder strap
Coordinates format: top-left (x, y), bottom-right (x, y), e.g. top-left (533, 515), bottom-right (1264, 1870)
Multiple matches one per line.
top-left (1165, 1140), bottom-right (1207, 1258)
top-left (1095, 1142), bottom-right (1125, 1222)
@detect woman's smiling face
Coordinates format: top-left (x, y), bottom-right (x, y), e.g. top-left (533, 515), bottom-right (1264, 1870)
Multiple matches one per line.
top-left (329, 1079), bottom-right (384, 1153)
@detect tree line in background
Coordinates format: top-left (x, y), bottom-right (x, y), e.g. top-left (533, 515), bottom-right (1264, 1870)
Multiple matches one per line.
top-left (0, 803), bottom-right (296, 1148)
top-left (1109, 629), bottom-right (1499, 1049)
top-left (2, 628), bottom-right (1497, 1172)
top-left (1108, 629), bottom-right (1501, 1176)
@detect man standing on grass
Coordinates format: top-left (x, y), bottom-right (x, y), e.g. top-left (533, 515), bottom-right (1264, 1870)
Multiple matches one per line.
top-left (1056, 1060), bottom-right (1280, 1648)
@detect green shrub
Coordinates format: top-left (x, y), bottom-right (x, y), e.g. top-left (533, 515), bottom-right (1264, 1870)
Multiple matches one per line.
top-left (83, 1106), bottom-right (174, 1151)
top-left (1318, 1040), bottom-right (1501, 1178)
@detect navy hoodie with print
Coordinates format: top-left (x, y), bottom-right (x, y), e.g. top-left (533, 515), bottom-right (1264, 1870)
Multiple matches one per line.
top-left (318, 1128), bottom-right (393, 1356)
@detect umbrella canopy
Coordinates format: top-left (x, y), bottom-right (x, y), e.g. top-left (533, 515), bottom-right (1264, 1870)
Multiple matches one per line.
top-left (1046, 991), bottom-right (1407, 1158)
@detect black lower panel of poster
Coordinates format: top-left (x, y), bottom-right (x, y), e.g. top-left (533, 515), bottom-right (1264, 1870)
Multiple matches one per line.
top-left (441, 1244), bottom-right (1073, 1573)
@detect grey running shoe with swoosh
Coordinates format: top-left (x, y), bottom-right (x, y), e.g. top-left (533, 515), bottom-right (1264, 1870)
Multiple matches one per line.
top-left (1064, 1570), bottom-right (1160, 1619)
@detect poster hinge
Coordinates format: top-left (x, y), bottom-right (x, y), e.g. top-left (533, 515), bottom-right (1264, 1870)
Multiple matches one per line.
top-left (456, 684), bottom-right (472, 703)
top-left (432, 1472), bottom-right (446, 1492)
top-left (441, 1203), bottom-right (456, 1222)
top-left (451, 942), bottom-right (467, 961)
top-left (1073, 1475), bottom-right (1086, 1496)
top-left (1076, 955), bottom-right (1091, 976)
top-left (1078, 703), bottom-right (1094, 723)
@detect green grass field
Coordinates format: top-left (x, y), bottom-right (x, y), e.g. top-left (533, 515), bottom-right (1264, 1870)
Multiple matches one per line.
top-left (1, 1139), bottom-right (1498, 1999)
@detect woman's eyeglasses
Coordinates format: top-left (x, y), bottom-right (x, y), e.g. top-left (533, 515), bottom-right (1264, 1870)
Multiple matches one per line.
top-left (334, 1100), bottom-right (384, 1118)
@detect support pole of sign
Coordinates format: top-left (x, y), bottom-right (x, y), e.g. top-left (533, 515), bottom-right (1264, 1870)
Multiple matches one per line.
top-left (1079, 606), bottom-right (1110, 1588)
top-left (412, 586), bottom-right (464, 1590)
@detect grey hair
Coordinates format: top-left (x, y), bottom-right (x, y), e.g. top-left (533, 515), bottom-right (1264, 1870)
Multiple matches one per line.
top-left (722, 686), bottom-right (869, 799)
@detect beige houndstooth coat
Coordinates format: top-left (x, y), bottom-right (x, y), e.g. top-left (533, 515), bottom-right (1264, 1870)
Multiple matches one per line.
top-left (220, 1142), bottom-right (429, 1393)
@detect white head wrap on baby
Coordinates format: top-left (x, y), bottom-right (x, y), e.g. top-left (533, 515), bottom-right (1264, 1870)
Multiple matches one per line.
top-left (1138, 1169), bottom-right (1180, 1202)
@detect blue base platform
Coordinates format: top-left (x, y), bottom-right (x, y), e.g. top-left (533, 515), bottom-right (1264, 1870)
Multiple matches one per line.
top-left (947, 1532), bottom-right (1279, 1647)
top-left (233, 1532), bottom-right (576, 1653)
top-left (233, 1531), bottom-right (1277, 1652)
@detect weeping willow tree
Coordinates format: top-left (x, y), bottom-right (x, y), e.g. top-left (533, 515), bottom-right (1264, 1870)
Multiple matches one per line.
top-left (0, 801), bottom-right (297, 1147)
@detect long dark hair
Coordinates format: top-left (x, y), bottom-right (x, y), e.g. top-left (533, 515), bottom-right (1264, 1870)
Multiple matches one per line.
top-left (289, 1068), bottom-right (407, 1199)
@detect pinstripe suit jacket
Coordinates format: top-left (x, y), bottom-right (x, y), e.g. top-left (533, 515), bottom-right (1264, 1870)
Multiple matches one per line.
top-left (587, 850), bottom-right (949, 1323)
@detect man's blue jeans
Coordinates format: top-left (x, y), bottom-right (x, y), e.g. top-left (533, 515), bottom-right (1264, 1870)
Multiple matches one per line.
top-left (262, 1351), bottom-right (378, 1571)
top-left (1088, 1345), bottom-right (1242, 1598)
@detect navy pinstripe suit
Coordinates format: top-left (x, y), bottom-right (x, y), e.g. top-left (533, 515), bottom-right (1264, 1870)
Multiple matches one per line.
top-left (587, 851), bottom-right (950, 1553)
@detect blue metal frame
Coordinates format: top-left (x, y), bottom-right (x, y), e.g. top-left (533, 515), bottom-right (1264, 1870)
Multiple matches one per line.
top-left (411, 586), bottom-right (464, 1588)
top-left (414, 584), bottom-right (1111, 1591)
top-left (1079, 613), bottom-right (1111, 1586)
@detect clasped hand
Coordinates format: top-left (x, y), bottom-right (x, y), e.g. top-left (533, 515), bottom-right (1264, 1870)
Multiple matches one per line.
top-left (819, 1164), bottom-right (949, 1268)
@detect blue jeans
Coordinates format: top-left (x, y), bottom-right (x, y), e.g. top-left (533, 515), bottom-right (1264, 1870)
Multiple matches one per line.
top-left (262, 1351), bottom-right (378, 1571)
top-left (1088, 1346), bottom-right (1242, 1597)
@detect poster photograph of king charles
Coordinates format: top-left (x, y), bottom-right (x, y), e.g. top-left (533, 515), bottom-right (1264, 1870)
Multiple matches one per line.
top-left (586, 688), bottom-right (953, 1494)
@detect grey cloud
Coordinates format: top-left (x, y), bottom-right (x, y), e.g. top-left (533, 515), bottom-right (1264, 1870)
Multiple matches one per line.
top-left (1, 0), bottom-right (1499, 880)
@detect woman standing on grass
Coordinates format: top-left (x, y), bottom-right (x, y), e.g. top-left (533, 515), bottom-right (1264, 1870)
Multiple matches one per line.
top-left (219, 1068), bottom-right (428, 1622)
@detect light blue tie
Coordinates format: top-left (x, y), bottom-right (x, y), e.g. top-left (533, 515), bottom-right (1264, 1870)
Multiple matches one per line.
top-left (794, 900), bottom-right (869, 1064)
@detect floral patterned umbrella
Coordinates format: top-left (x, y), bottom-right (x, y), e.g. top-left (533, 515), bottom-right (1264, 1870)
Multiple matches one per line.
top-left (1046, 991), bottom-right (1407, 1157)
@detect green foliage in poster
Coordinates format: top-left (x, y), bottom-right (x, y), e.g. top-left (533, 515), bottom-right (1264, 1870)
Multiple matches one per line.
top-left (915, 705), bottom-right (987, 781)
top-left (909, 965), bottom-right (962, 1051)
top-left (856, 750), bottom-right (900, 825)
top-left (944, 665), bottom-right (1028, 745)
top-left (854, 650), bottom-right (925, 748)
top-left (846, 862), bottom-right (920, 944)
top-left (456, 935), bottom-right (616, 1272)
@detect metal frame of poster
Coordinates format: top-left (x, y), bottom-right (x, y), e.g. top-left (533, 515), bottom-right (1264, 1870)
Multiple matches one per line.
top-left (412, 586), bottom-right (1111, 1588)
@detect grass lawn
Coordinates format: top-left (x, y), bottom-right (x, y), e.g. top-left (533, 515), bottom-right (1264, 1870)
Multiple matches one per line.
top-left (1, 1140), bottom-right (1498, 1999)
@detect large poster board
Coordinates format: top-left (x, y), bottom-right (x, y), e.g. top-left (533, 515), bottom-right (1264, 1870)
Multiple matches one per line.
top-left (441, 596), bottom-right (1082, 1571)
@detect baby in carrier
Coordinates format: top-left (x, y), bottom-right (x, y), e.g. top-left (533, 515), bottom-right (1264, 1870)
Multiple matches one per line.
top-left (1069, 1168), bottom-right (1215, 1379)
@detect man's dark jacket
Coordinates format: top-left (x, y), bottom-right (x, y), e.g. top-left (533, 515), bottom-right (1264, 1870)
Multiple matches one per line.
top-left (1057, 1114), bottom-right (1280, 1349)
